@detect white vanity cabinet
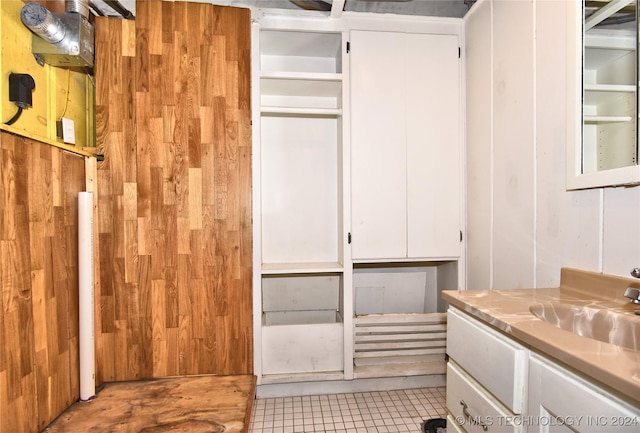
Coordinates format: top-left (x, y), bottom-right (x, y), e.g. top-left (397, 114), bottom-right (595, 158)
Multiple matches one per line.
top-left (447, 306), bottom-right (640, 433)
top-left (350, 30), bottom-right (461, 261)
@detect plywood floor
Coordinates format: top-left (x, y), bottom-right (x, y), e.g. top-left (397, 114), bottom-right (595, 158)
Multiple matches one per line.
top-left (43, 375), bottom-right (256, 433)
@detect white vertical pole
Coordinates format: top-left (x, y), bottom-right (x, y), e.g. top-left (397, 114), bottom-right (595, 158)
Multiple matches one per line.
top-left (78, 191), bottom-right (95, 401)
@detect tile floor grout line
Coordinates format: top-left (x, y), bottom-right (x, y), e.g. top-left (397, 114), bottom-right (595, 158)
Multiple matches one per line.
top-left (249, 387), bottom-right (446, 433)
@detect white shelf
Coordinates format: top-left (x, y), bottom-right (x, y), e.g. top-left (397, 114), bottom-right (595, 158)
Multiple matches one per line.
top-left (584, 83), bottom-right (636, 93)
top-left (261, 74), bottom-right (342, 95)
top-left (584, 115), bottom-right (633, 123)
top-left (262, 262), bottom-right (343, 274)
top-left (583, 84), bottom-right (636, 108)
top-left (261, 106), bottom-right (342, 116)
top-left (260, 72), bottom-right (342, 113)
top-left (261, 70), bottom-right (342, 82)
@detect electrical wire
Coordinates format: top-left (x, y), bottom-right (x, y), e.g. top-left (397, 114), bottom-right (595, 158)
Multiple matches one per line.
top-left (59, 68), bottom-right (71, 120)
top-left (5, 106), bottom-right (23, 125)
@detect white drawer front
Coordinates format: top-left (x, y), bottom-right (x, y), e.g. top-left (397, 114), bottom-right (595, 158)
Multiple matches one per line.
top-left (529, 354), bottom-right (640, 433)
top-left (447, 362), bottom-right (522, 433)
top-left (447, 307), bottom-right (528, 413)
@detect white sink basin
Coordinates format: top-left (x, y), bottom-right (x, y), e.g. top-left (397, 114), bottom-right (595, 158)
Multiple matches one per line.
top-left (529, 302), bottom-right (640, 351)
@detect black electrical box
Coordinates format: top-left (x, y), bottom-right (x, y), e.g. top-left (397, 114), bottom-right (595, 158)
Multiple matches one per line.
top-left (9, 73), bottom-right (35, 108)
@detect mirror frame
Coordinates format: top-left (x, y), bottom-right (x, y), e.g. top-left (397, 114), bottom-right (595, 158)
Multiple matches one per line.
top-left (566, 0), bottom-right (640, 190)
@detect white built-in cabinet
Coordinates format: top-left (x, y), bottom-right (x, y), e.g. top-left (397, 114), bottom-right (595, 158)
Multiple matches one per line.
top-left (253, 19), bottom-right (348, 386)
top-left (252, 12), bottom-right (463, 393)
top-left (350, 30), bottom-right (461, 260)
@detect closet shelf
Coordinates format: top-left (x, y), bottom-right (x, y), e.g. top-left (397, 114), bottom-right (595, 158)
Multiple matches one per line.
top-left (261, 71), bottom-right (342, 81)
top-left (583, 84), bottom-right (636, 107)
top-left (261, 262), bottom-right (344, 274)
top-left (260, 72), bottom-right (342, 99)
top-left (261, 106), bottom-right (342, 116)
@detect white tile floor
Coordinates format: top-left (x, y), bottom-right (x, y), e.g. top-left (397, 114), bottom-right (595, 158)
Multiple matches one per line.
top-left (248, 387), bottom-right (447, 433)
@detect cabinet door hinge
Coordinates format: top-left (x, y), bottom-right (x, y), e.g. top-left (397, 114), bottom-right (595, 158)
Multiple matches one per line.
top-left (348, 232), bottom-right (352, 244)
top-left (346, 41), bottom-right (350, 53)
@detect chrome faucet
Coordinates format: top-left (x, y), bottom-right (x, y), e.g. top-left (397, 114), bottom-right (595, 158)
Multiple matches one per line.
top-left (624, 287), bottom-right (640, 304)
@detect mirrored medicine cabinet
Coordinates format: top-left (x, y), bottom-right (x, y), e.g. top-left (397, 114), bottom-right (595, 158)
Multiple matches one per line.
top-left (567, 0), bottom-right (640, 190)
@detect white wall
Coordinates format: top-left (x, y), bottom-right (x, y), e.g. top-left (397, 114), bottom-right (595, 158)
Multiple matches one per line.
top-left (465, 0), bottom-right (639, 290)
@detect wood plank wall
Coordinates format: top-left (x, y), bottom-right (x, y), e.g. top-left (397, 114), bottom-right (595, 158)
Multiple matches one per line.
top-left (0, 131), bottom-right (86, 433)
top-left (94, 1), bottom-right (253, 382)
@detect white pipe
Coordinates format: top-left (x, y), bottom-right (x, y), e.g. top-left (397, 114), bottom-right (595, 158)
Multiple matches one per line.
top-left (78, 192), bottom-right (95, 401)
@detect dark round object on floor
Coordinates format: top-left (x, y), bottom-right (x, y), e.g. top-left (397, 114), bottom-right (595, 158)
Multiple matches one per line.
top-left (424, 417), bottom-right (447, 433)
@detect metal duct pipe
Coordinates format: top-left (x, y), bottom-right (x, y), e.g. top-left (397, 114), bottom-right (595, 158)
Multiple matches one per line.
top-left (20, 3), bottom-right (66, 44)
top-left (66, 0), bottom-right (90, 18)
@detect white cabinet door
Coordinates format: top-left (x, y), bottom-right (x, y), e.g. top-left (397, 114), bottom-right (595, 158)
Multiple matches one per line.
top-left (350, 30), bottom-right (460, 260)
top-left (350, 30), bottom-right (407, 259)
top-left (406, 33), bottom-right (460, 258)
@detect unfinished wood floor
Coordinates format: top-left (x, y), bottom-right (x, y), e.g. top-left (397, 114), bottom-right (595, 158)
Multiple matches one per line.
top-left (42, 375), bottom-right (256, 433)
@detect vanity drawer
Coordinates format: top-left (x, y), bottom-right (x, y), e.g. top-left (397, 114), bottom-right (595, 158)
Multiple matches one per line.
top-left (528, 353), bottom-right (640, 433)
top-left (447, 361), bottom-right (522, 433)
top-left (447, 307), bottom-right (528, 413)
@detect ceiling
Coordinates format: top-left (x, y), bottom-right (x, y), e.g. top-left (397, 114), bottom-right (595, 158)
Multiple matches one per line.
top-left (90, 0), bottom-right (474, 19)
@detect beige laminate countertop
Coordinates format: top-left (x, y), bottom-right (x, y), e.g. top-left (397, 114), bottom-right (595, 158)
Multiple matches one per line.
top-left (442, 268), bottom-right (640, 406)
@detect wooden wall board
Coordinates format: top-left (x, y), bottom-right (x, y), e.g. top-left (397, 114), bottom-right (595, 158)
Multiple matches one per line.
top-left (2, 1), bottom-right (252, 430)
top-left (0, 131), bottom-right (86, 433)
top-left (43, 374), bottom-right (257, 433)
top-left (94, 1), bottom-right (253, 382)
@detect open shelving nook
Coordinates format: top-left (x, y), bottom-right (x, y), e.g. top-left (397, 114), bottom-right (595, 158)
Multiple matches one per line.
top-left (260, 30), bottom-right (343, 115)
top-left (258, 28), bottom-right (344, 273)
top-left (255, 23), bottom-right (348, 386)
top-left (261, 272), bottom-right (345, 383)
top-left (352, 261), bottom-right (457, 379)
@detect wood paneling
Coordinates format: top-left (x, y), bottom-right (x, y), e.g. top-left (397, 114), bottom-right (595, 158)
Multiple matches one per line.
top-left (0, 131), bottom-right (86, 433)
top-left (94, 2), bottom-right (252, 381)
